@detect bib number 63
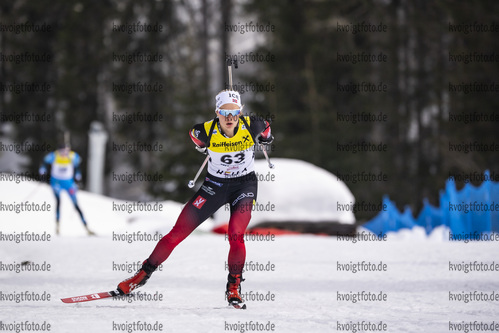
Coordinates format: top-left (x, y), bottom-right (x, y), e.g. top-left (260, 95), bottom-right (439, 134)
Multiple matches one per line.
top-left (220, 153), bottom-right (245, 164)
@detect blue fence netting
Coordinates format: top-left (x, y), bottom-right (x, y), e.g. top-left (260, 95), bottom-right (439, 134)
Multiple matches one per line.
top-left (362, 170), bottom-right (499, 238)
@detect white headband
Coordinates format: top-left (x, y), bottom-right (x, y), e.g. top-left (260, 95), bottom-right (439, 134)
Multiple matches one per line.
top-left (215, 90), bottom-right (242, 109)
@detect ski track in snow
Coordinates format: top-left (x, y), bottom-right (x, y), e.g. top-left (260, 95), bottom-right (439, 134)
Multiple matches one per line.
top-left (1, 178), bottom-right (498, 332)
top-left (1, 235), bottom-right (499, 333)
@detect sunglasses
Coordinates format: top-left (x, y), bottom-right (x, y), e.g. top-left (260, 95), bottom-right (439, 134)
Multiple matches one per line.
top-left (217, 108), bottom-right (242, 117)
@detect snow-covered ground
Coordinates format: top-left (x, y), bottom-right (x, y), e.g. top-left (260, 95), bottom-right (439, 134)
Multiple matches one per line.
top-left (1, 170), bottom-right (499, 333)
top-left (2, 232), bottom-right (499, 333)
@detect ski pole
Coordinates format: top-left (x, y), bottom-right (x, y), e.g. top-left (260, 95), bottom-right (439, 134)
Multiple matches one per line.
top-left (187, 56), bottom-right (236, 189)
top-left (19, 176), bottom-right (45, 201)
top-left (188, 155), bottom-right (210, 188)
top-left (255, 134), bottom-right (275, 169)
top-left (227, 55), bottom-right (238, 90)
top-left (227, 55), bottom-right (274, 168)
top-left (262, 146), bottom-right (274, 169)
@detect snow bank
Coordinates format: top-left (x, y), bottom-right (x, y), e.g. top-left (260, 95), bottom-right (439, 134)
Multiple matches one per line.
top-left (0, 176), bottom-right (212, 236)
top-left (0, 158), bottom-right (355, 236)
top-left (213, 158), bottom-right (356, 227)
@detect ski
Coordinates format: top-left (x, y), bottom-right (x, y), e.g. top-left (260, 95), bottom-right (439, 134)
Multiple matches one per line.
top-left (229, 302), bottom-right (247, 309)
top-left (61, 290), bottom-right (121, 303)
top-left (62, 289), bottom-right (247, 308)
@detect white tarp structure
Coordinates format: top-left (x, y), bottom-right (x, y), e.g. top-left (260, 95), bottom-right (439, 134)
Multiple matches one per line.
top-left (213, 158), bottom-right (356, 227)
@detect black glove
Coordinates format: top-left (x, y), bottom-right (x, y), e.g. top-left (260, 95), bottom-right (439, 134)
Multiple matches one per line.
top-left (195, 145), bottom-right (208, 155)
top-left (257, 134), bottom-right (274, 145)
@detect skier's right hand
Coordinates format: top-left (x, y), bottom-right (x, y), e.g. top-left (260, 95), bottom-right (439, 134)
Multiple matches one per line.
top-left (195, 145), bottom-right (208, 155)
top-left (38, 167), bottom-right (50, 183)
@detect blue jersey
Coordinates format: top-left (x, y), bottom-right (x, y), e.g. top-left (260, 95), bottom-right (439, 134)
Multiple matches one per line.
top-left (40, 149), bottom-right (82, 181)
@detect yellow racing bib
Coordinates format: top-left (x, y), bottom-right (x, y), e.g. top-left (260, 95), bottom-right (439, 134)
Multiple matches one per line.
top-left (204, 117), bottom-right (255, 178)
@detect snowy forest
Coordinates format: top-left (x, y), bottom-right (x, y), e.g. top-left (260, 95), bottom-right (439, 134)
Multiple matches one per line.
top-left (1, 0), bottom-right (498, 221)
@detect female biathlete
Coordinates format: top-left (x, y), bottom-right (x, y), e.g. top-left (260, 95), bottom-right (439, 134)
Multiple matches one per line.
top-left (117, 89), bottom-right (273, 306)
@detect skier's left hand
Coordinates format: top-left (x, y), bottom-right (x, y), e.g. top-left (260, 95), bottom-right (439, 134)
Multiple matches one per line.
top-left (257, 134), bottom-right (274, 145)
top-left (74, 174), bottom-right (83, 189)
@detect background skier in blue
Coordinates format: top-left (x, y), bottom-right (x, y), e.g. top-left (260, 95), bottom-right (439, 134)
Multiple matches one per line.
top-left (39, 143), bottom-right (94, 236)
